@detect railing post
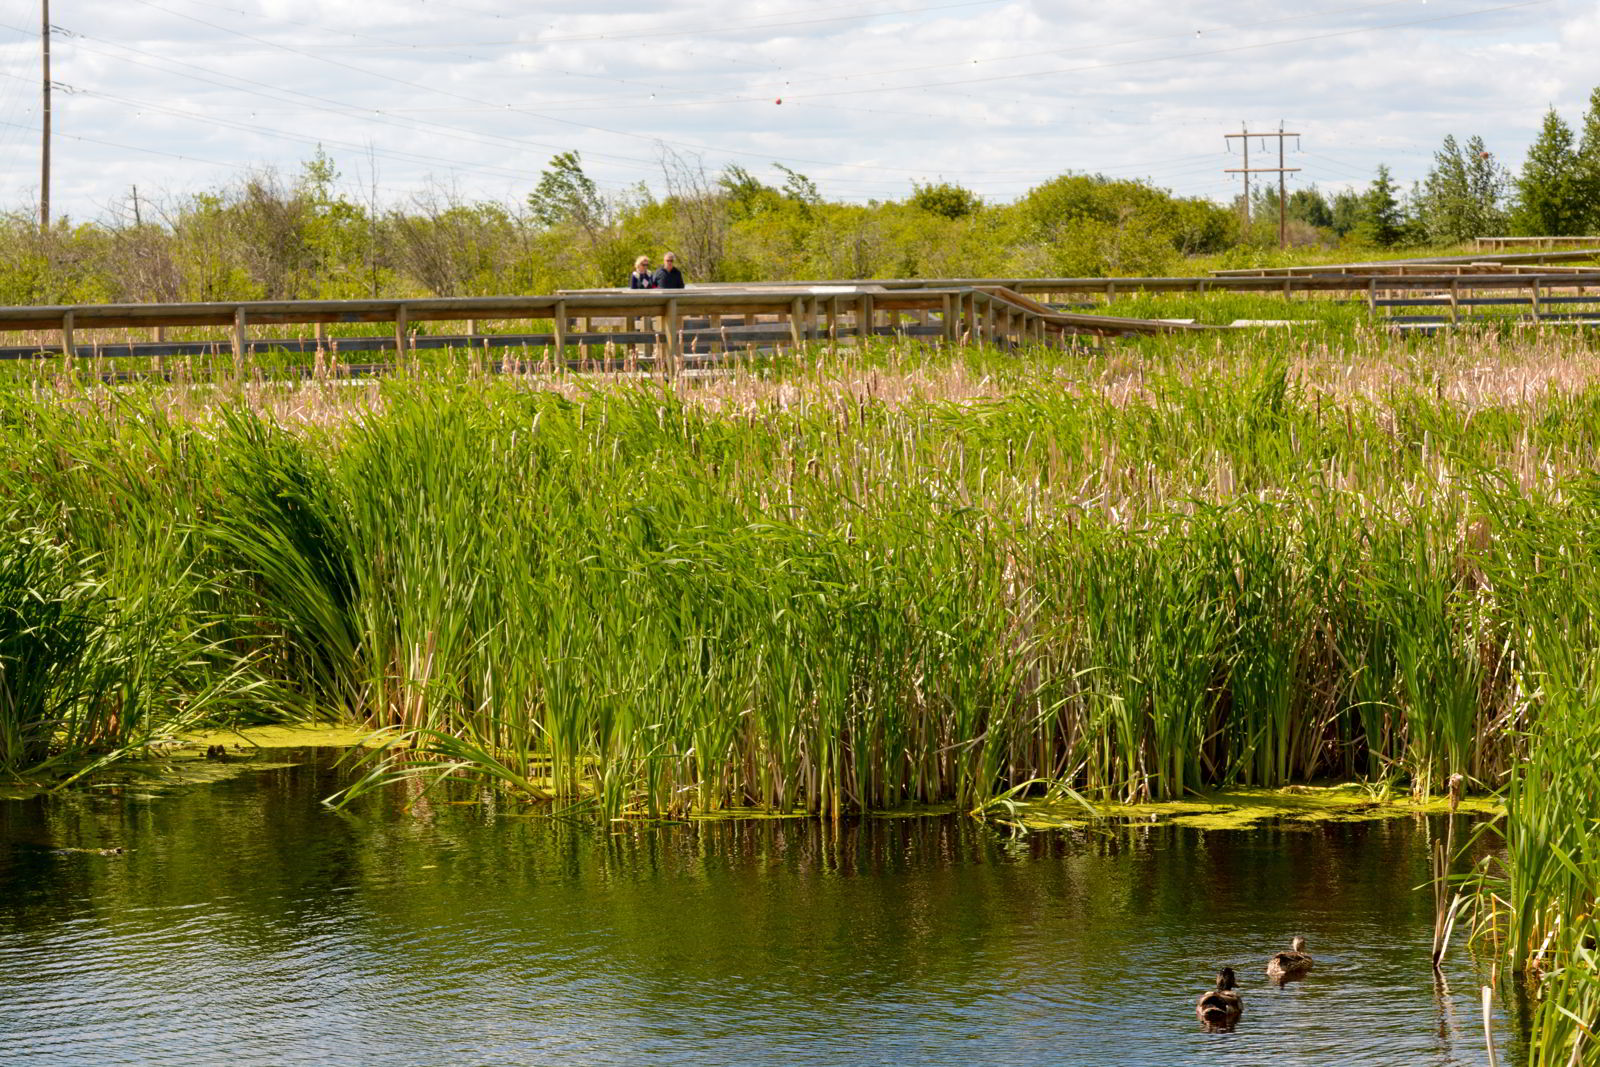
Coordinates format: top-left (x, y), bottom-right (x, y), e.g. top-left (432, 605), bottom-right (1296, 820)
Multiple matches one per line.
top-left (665, 298), bottom-right (680, 373)
top-left (859, 293), bottom-right (875, 343)
top-left (232, 306), bottom-right (247, 369)
top-left (552, 299), bottom-right (566, 363)
top-left (789, 297), bottom-right (804, 349)
top-left (61, 309), bottom-right (74, 361)
top-left (394, 303), bottom-right (409, 358)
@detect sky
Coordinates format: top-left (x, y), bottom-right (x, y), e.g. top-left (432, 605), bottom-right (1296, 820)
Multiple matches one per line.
top-left (0, 0), bottom-right (1594, 223)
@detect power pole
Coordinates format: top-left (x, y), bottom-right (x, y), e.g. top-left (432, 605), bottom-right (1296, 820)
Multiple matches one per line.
top-left (40, 0), bottom-right (50, 232)
top-left (1225, 123), bottom-right (1301, 248)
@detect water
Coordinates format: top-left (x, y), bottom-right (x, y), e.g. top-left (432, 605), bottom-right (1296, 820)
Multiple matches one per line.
top-left (0, 751), bottom-right (1522, 1066)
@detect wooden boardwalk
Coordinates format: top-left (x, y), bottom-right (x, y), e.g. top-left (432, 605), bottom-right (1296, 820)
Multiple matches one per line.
top-left (0, 266), bottom-right (1597, 375)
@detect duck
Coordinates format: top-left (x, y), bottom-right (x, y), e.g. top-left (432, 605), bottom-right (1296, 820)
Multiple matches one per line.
top-left (1196, 967), bottom-right (1243, 1031)
top-left (1267, 936), bottom-right (1314, 983)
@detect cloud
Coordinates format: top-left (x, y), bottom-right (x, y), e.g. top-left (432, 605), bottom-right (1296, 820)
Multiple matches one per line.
top-left (0, 0), bottom-right (1591, 219)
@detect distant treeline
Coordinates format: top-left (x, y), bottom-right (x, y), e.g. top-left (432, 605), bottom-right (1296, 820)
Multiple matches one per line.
top-left (3, 85), bottom-right (1598, 305)
top-left (0, 150), bottom-right (1243, 305)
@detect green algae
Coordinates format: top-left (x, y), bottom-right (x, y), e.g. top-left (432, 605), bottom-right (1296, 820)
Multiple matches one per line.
top-left (174, 723), bottom-right (379, 751)
top-left (1009, 782), bottom-right (1501, 832)
top-left (0, 723), bottom-right (376, 800)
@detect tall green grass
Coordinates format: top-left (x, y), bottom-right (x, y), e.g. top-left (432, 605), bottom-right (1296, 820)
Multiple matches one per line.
top-left (0, 329), bottom-right (1581, 802)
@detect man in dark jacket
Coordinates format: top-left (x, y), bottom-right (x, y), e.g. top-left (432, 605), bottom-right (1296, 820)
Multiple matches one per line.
top-left (652, 252), bottom-right (685, 289)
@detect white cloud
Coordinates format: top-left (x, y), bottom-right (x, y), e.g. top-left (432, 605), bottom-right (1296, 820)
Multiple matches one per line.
top-left (0, 0), bottom-right (1591, 220)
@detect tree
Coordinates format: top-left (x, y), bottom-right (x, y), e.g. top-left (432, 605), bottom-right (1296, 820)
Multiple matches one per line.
top-left (774, 164), bottom-right (821, 207)
top-left (1417, 134), bottom-right (1508, 242)
top-left (1512, 108), bottom-right (1583, 235)
top-left (1350, 165), bottom-right (1404, 246)
top-left (719, 165), bottom-right (783, 220)
top-left (909, 181), bottom-right (980, 220)
top-left (528, 152), bottom-right (609, 243)
top-left (658, 147), bottom-right (728, 280)
top-left (1287, 187), bottom-right (1333, 229)
top-left (1330, 188), bottom-right (1363, 237)
top-left (1575, 87), bottom-right (1600, 232)
top-left (527, 151), bottom-right (629, 283)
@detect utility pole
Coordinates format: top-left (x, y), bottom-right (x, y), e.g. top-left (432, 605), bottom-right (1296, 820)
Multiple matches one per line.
top-left (1225, 123), bottom-right (1301, 248)
top-left (1237, 123), bottom-right (1249, 225)
top-left (131, 185), bottom-right (141, 226)
top-left (40, 0), bottom-right (50, 232)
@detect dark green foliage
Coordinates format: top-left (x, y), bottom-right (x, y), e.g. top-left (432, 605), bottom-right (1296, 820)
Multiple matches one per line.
top-left (1417, 134), bottom-right (1509, 242)
top-left (1352, 165), bottom-right (1405, 246)
top-left (1288, 187), bottom-right (1334, 229)
top-left (909, 181), bottom-right (981, 220)
top-left (1014, 172), bottom-right (1233, 274)
top-left (1512, 109), bottom-right (1585, 235)
top-left (1575, 87), bottom-right (1600, 232)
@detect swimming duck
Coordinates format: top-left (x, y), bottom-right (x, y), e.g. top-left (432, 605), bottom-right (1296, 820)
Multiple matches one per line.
top-left (1196, 967), bottom-right (1243, 1031)
top-left (1267, 937), bottom-right (1314, 983)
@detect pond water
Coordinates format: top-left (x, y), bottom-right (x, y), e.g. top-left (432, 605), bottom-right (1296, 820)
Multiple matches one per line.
top-left (0, 750), bottom-right (1522, 1066)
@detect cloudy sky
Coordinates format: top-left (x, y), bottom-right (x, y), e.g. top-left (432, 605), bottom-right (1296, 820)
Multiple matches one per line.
top-left (0, 0), bottom-right (1594, 222)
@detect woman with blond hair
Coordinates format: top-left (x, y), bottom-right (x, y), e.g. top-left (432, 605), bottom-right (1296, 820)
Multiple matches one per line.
top-left (628, 255), bottom-right (656, 289)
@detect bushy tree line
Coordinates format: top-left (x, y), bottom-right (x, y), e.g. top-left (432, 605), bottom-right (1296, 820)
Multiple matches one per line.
top-left (1, 150), bottom-right (1240, 304)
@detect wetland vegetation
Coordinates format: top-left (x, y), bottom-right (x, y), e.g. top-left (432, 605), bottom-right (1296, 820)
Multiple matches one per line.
top-left (0, 315), bottom-right (1597, 1061)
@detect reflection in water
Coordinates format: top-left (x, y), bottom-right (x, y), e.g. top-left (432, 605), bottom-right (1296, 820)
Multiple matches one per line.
top-left (0, 752), bottom-right (1523, 1066)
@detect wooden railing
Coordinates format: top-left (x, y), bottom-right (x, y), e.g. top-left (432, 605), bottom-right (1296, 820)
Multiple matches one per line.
top-left (1475, 236), bottom-right (1600, 251)
top-left (3, 271), bottom-right (1598, 371)
top-left (0, 284), bottom-right (1207, 367)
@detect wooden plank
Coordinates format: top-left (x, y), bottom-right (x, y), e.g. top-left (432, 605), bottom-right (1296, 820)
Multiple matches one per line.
top-left (61, 310), bottom-right (74, 360)
top-left (233, 306), bottom-right (247, 366)
top-left (394, 303), bottom-right (409, 356)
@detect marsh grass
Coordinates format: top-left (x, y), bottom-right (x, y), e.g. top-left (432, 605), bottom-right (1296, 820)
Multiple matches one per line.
top-left (8, 323), bottom-right (1600, 1056)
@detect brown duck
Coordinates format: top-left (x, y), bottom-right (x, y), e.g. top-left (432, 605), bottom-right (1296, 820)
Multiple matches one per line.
top-left (1266, 937), bottom-right (1314, 983)
top-left (1196, 967), bottom-right (1243, 1031)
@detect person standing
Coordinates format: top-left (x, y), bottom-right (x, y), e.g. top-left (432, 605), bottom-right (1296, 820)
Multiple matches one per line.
top-left (651, 252), bottom-right (685, 289)
top-left (628, 255), bottom-right (656, 289)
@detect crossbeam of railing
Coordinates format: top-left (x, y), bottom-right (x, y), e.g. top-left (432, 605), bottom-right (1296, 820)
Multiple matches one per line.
top-left (643, 273), bottom-right (1600, 296)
